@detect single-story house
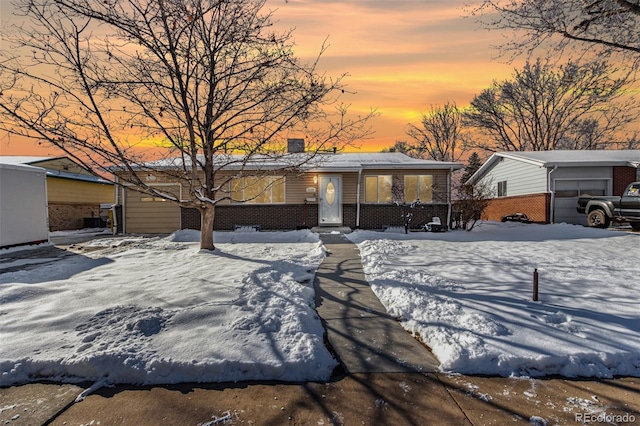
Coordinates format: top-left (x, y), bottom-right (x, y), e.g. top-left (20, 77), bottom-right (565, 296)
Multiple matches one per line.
top-left (0, 156), bottom-right (114, 231)
top-left (0, 162), bottom-right (49, 249)
top-left (116, 152), bottom-right (463, 233)
top-left (467, 150), bottom-right (640, 225)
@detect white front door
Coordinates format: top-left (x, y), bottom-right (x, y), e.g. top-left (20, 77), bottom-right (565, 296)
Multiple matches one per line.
top-left (318, 175), bottom-right (342, 225)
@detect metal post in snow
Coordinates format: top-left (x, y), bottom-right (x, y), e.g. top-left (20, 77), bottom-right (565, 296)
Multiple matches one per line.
top-left (533, 268), bottom-right (539, 302)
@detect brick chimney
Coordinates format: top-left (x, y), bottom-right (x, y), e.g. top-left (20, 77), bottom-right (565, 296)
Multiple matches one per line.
top-left (287, 138), bottom-right (305, 153)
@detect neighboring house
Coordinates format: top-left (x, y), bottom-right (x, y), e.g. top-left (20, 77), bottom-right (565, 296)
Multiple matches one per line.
top-left (0, 156), bottom-right (114, 231)
top-left (0, 163), bottom-right (49, 248)
top-left (115, 152), bottom-right (463, 233)
top-left (467, 150), bottom-right (640, 225)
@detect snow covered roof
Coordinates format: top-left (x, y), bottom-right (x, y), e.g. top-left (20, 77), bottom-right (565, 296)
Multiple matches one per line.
top-left (43, 169), bottom-right (112, 184)
top-left (468, 150), bottom-right (640, 184)
top-left (498, 150), bottom-right (640, 167)
top-left (0, 162), bottom-right (46, 174)
top-left (0, 156), bottom-right (112, 185)
top-left (0, 156), bottom-right (65, 165)
top-left (131, 152), bottom-right (463, 172)
top-left (308, 152), bottom-right (463, 171)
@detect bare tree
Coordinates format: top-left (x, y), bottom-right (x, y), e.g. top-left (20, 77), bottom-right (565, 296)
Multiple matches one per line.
top-left (0, 0), bottom-right (374, 250)
top-left (464, 58), bottom-right (639, 152)
top-left (381, 140), bottom-right (421, 158)
top-left (406, 102), bottom-right (467, 161)
top-left (454, 178), bottom-right (493, 231)
top-left (472, 0), bottom-right (640, 63)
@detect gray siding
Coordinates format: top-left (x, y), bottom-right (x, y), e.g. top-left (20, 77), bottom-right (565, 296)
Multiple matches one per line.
top-left (479, 158), bottom-right (547, 197)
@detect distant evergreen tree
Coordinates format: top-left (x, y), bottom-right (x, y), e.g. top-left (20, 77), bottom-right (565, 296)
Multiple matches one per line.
top-left (462, 152), bottom-right (483, 183)
top-left (453, 152), bottom-right (491, 231)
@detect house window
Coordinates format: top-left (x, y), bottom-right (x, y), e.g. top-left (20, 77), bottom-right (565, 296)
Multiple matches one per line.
top-left (497, 181), bottom-right (507, 197)
top-left (404, 175), bottom-right (433, 203)
top-left (231, 176), bottom-right (285, 203)
top-left (365, 175), bottom-right (392, 203)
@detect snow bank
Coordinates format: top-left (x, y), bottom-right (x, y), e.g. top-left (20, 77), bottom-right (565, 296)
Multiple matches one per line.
top-left (348, 222), bottom-right (640, 378)
top-left (0, 230), bottom-right (336, 386)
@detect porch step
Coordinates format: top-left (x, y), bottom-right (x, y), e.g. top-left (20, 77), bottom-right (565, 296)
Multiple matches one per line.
top-left (311, 226), bottom-right (352, 234)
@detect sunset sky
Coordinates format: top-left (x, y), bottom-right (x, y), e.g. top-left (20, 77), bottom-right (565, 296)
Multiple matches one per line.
top-left (0, 0), bottom-right (523, 157)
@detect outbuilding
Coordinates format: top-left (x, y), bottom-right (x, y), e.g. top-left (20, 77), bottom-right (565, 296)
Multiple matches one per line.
top-left (0, 156), bottom-right (114, 231)
top-left (0, 163), bottom-right (49, 249)
top-left (467, 150), bottom-right (640, 225)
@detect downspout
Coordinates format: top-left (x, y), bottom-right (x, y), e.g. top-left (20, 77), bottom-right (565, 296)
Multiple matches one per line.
top-left (115, 176), bottom-right (120, 204)
top-left (356, 167), bottom-right (363, 228)
top-left (113, 176), bottom-right (119, 235)
top-left (447, 166), bottom-right (453, 228)
top-left (548, 166), bottom-right (558, 224)
top-left (44, 173), bottom-right (50, 242)
top-left (121, 184), bottom-right (126, 234)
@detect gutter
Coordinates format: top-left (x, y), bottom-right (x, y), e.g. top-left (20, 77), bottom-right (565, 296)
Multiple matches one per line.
top-left (356, 167), bottom-right (363, 228)
top-left (548, 166), bottom-right (558, 223)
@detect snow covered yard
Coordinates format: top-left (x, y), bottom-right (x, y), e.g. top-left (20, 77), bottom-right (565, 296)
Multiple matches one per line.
top-left (2, 223), bottom-right (639, 388)
top-left (0, 230), bottom-right (337, 386)
top-left (347, 222), bottom-right (640, 378)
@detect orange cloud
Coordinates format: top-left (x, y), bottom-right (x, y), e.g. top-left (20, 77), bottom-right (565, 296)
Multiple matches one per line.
top-left (265, 0), bottom-right (521, 151)
top-left (2, 0), bottom-right (519, 156)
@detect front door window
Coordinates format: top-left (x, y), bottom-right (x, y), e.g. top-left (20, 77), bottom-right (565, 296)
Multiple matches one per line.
top-left (319, 176), bottom-right (342, 225)
top-left (326, 181), bottom-right (336, 205)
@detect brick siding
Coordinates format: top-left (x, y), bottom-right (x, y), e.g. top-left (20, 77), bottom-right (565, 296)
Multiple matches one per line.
top-left (48, 203), bottom-right (103, 231)
top-left (182, 205), bottom-right (319, 231)
top-left (182, 203), bottom-right (450, 231)
top-left (613, 166), bottom-right (638, 196)
top-left (484, 193), bottom-right (550, 223)
top-left (357, 204), bottom-right (449, 230)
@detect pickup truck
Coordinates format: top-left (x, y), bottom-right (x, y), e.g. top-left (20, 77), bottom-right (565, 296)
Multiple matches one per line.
top-left (577, 182), bottom-right (640, 230)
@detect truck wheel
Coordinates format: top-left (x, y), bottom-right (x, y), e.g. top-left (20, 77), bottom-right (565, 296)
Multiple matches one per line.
top-left (631, 222), bottom-right (640, 231)
top-left (587, 209), bottom-right (610, 228)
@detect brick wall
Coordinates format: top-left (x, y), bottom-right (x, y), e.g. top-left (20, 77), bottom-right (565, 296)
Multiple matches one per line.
top-left (484, 193), bottom-right (550, 223)
top-left (182, 203), bottom-right (450, 231)
top-left (613, 166), bottom-right (638, 196)
top-left (182, 205), bottom-right (319, 231)
top-left (48, 203), bottom-right (102, 231)
top-left (357, 204), bottom-right (449, 230)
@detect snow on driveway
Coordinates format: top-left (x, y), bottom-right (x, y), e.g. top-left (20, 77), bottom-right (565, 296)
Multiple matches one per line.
top-left (0, 230), bottom-right (337, 386)
top-left (347, 222), bottom-right (640, 378)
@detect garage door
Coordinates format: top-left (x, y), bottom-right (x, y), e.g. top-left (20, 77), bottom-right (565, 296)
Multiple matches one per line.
top-left (553, 180), bottom-right (608, 225)
top-left (124, 185), bottom-right (181, 233)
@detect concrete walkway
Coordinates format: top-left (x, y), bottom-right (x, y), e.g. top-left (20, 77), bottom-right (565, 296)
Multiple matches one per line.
top-left (315, 233), bottom-right (440, 374)
top-left (1, 232), bottom-right (640, 425)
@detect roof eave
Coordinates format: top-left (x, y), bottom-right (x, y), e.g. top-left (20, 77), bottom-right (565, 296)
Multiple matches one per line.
top-left (25, 156), bottom-right (69, 165)
top-left (543, 161), bottom-right (640, 168)
top-left (311, 163), bottom-right (463, 171)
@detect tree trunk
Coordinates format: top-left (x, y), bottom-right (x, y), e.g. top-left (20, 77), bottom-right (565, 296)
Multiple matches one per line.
top-left (200, 206), bottom-right (216, 251)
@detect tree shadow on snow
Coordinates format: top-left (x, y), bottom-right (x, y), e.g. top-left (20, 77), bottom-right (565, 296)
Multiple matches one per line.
top-left (0, 245), bottom-right (113, 284)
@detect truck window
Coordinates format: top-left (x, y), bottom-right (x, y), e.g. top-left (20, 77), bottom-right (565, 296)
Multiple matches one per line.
top-left (627, 184), bottom-right (640, 197)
